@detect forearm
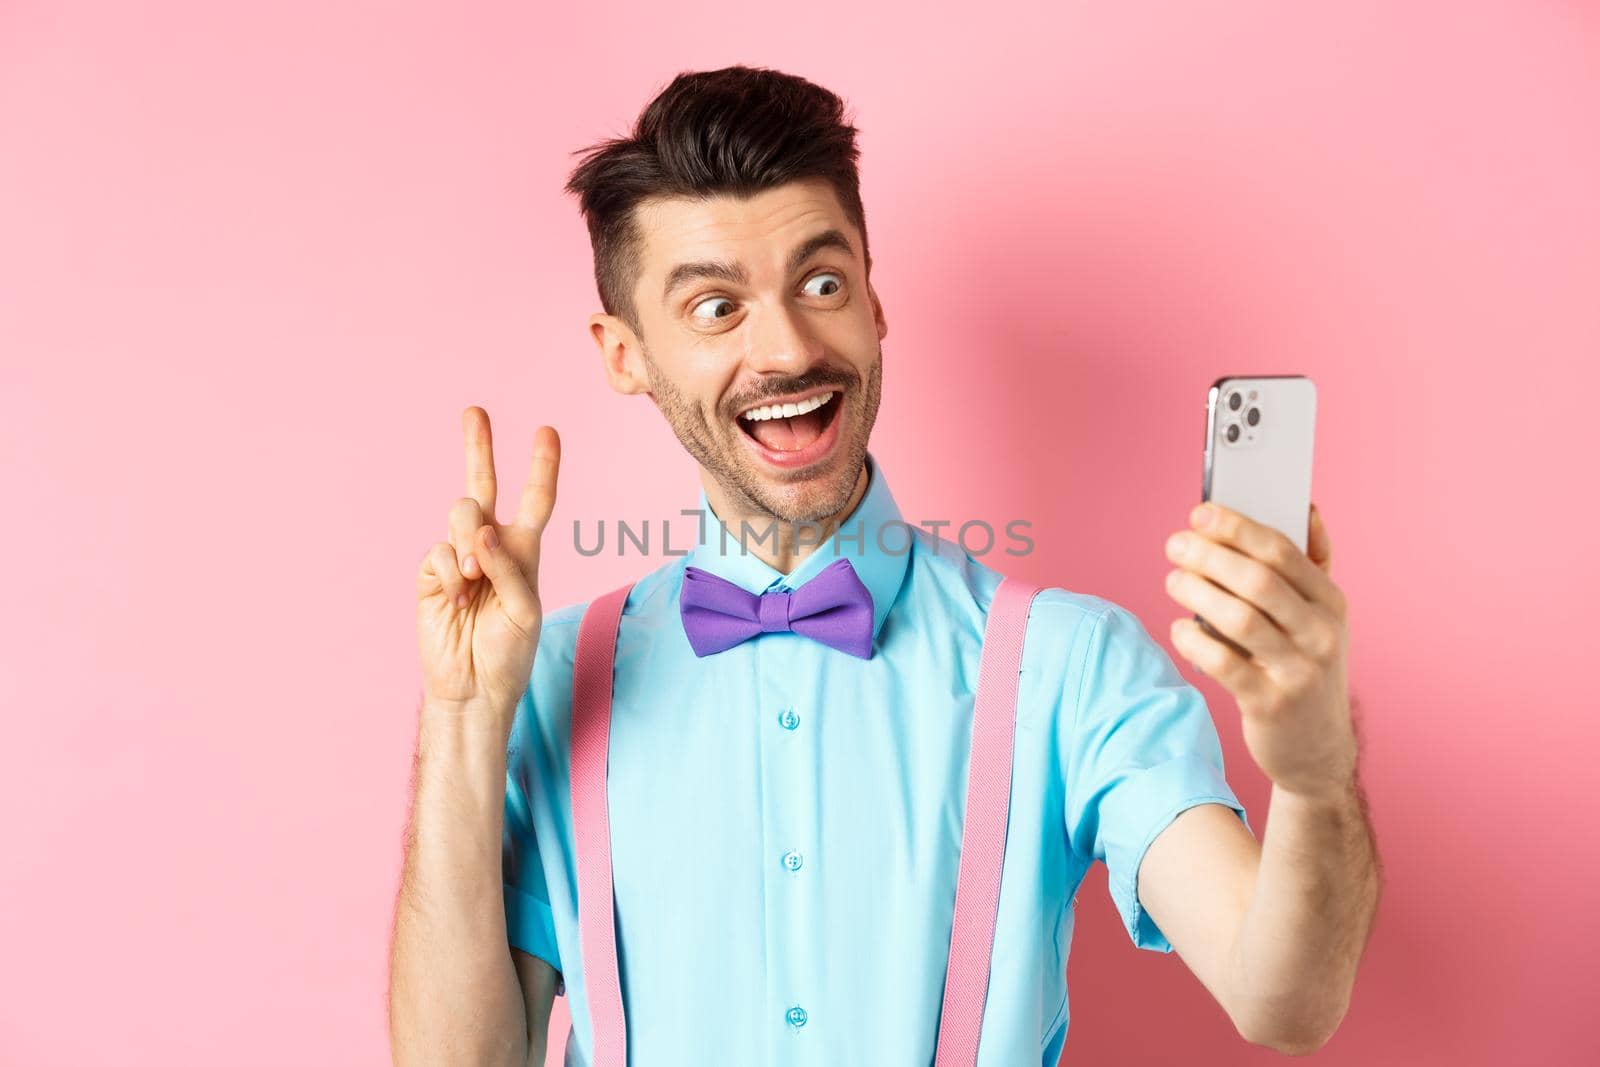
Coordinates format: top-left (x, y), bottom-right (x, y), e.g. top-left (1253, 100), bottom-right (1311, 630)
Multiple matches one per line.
top-left (1227, 775), bottom-right (1380, 1052)
top-left (389, 700), bottom-right (530, 1067)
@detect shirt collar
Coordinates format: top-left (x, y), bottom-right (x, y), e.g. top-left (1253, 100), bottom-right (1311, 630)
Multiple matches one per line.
top-left (685, 450), bottom-right (910, 645)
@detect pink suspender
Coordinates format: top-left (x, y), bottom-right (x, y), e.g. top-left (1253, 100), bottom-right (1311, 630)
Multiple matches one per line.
top-left (570, 582), bottom-right (634, 1067)
top-left (570, 576), bottom-right (1042, 1067)
top-left (932, 576), bottom-right (1041, 1065)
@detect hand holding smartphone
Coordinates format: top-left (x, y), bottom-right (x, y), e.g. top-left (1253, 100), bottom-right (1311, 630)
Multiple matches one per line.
top-left (1196, 375), bottom-right (1318, 648)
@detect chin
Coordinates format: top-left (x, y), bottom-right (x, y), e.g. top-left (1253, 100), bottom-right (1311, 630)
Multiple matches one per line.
top-left (748, 450), bottom-right (863, 523)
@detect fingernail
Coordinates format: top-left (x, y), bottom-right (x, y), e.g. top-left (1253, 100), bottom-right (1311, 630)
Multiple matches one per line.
top-left (484, 526), bottom-right (498, 550)
top-left (1191, 504), bottom-right (1213, 528)
top-left (456, 593), bottom-right (469, 609)
top-left (463, 554), bottom-right (476, 575)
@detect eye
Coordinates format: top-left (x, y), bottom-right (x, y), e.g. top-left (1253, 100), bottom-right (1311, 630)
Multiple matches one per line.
top-left (803, 272), bottom-right (844, 298)
top-left (689, 295), bottom-right (737, 322)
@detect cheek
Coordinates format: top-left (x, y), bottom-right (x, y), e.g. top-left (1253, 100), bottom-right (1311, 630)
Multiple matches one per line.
top-left (830, 309), bottom-right (879, 360)
top-left (666, 354), bottom-right (738, 423)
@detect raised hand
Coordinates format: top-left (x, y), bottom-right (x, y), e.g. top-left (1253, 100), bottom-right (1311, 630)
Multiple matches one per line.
top-left (415, 407), bottom-right (560, 716)
top-left (1161, 501), bottom-right (1358, 800)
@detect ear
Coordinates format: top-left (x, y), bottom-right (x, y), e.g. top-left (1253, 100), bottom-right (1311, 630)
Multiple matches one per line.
top-left (868, 280), bottom-right (888, 342)
top-left (590, 313), bottom-right (651, 396)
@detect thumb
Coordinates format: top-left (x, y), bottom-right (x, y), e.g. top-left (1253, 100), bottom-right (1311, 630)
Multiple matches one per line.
top-left (476, 524), bottom-right (539, 636)
top-left (1307, 502), bottom-right (1332, 572)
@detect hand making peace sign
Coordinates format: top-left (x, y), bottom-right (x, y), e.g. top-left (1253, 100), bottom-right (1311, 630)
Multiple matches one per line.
top-left (415, 407), bottom-right (561, 716)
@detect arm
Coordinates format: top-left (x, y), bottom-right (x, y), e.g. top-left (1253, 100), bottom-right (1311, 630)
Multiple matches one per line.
top-left (1150, 500), bottom-right (1380, 1054)
top-left (394, 409), bottom-right (564, 1064)
top-left (1138, 781), bottom-right (1379, 1053)
top-left (388, 701), bottom-right (545, 1067)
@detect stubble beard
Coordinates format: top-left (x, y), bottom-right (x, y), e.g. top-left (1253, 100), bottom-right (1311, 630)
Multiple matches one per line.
top-left (641, 343), bottom-right (883, 525)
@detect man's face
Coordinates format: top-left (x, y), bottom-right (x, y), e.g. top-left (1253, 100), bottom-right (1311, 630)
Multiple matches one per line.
top-left (604, 178), bottom-right (886, 524)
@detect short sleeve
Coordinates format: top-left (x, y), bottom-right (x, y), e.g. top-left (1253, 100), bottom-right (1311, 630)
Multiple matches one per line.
top-left (502, 687), bottom-right (565, 992)
top-left (1062, 602), bottom-right (1251, 953)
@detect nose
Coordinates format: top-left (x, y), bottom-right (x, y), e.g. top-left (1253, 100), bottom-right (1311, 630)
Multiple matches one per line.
top-left (743, 298), bottom-right (825, 377)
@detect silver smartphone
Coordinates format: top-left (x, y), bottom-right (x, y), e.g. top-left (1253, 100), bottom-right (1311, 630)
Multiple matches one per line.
top-left (1197, 374), bottom-right (1317, 648)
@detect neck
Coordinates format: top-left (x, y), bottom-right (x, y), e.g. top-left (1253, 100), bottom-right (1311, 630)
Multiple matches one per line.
top-left (700, 462), bottom-right (871, 575)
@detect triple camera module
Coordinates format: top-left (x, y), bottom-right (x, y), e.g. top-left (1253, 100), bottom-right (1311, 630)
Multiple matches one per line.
top-left (1220, 387), bottom-right (1263, 447)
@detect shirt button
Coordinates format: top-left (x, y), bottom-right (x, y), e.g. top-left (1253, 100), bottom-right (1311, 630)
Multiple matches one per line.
top-left (786, 1005), bottom-right (808, 1028)
top-left (781, 849), bottom-right (804, 872)
top-left (778, 708), bottom-right (800, 730)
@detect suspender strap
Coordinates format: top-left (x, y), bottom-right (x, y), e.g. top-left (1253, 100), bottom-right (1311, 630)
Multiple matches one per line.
top-left (570, 581), bottom-right (635, 1067)
top-left (933, 576), bottom-right (1042, 1067)
top-left (570, 576), bottom-right (1041, 1067)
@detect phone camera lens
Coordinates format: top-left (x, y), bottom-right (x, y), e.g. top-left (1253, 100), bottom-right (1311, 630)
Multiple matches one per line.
top-left (1246, 407), bottom-right (1260, 426)
top-left (1227, 392), bottom-right (1242, 411)
top-left (1225, 424), bottom-right (1240, 443)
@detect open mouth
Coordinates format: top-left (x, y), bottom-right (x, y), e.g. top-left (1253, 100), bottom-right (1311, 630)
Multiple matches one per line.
top-left (735, 389), bottom-right (844, 465)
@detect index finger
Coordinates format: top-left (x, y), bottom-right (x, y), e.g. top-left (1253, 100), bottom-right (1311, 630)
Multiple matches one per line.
top-left (463, 406), bottom-right (498, 522)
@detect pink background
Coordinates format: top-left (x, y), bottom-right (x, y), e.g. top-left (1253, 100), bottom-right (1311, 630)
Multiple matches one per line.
top-left (3, 2), bottom-right (1596, 1063)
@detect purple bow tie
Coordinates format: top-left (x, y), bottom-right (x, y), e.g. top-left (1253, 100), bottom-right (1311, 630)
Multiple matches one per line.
top-left (680, 557), bottom-right (875, 659)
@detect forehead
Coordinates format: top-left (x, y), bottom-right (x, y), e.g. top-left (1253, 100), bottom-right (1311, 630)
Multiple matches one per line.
top-left (632, 178), bottom-right (856, 290)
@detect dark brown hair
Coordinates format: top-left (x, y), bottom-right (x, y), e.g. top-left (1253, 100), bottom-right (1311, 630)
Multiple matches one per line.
top-left (564, 64), bottom-right (871, 339)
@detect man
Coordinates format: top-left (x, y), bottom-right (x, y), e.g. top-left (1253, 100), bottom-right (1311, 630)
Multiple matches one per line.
top-left (389, 65), bottom-right (1379, 1066)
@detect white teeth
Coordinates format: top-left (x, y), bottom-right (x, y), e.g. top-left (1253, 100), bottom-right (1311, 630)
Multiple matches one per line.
top-left (740, 391), bottom-right (835, 422)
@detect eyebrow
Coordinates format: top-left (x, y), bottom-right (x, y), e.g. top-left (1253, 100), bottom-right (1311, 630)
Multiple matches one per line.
top-left (660, 228), bottom-right (855, 305)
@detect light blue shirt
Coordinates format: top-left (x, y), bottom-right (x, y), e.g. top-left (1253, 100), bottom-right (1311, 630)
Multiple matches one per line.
top-left (503, 451), bottom-right (1250, 1065)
